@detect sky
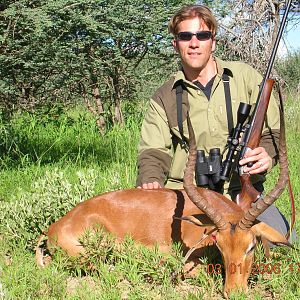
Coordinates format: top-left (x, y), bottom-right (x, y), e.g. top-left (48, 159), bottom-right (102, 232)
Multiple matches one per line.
top-left (279, 17), bottom-right (300, 56)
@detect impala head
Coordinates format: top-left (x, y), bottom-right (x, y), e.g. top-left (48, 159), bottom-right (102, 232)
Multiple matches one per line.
top-left (184, 110), bottom-right (290, 297)
top-left (214, 224), bottom-right (255, 295)
top-left (186, 211), bottom-right (290, 297)
top-left (213, 221), bottom-right (289, 297)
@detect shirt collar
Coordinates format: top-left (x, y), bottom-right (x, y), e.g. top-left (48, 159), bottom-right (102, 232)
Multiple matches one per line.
top-left (172, 57), bottom-right (233, 89)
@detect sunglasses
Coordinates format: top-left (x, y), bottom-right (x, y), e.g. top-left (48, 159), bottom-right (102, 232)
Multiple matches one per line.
top-left (176, 31), bottom-right (213, 41)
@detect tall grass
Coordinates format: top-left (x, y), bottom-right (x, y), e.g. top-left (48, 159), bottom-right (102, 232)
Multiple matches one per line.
top-left (0, 98), bottom-right (299, 299)
top-left (0, 106), bottom-right (140, 169)
top-left (0, 106), bottom-right (141, 201)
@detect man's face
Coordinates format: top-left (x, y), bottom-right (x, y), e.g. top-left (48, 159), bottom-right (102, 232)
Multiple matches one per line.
top-left (172, 17), bottom-right (216, 75)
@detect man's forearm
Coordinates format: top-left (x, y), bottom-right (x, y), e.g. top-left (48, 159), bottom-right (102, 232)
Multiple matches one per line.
top-left (136, 149), bottom-right (172, 187)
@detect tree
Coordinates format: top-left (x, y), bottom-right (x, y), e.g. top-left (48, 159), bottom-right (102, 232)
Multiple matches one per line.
top-left (2, 0), bottom-right (297, 128)
top-left (0, 0), bottom-right (187, 130)
top-left (210, 0), bottom-right (300, 76)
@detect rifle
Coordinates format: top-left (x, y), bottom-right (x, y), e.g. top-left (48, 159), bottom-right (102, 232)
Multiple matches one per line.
top-left (219, 0), bottom-right (293, 211)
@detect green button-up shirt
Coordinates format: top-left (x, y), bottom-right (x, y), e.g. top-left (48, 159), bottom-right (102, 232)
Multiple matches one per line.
top-left (137, 57), bottom-right (280, 198)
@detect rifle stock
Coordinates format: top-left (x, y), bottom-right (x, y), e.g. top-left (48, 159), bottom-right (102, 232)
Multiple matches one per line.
top-left (235, 79), bottom-right (274, 211)
top-left (245, 79), bottom-right (274, 150)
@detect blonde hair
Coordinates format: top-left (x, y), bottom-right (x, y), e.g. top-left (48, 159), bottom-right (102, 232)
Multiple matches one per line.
top-left (168, 5), bottom-right (218, 37)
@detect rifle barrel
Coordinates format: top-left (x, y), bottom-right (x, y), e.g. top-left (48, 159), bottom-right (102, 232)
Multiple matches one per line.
top-left (263, 0), bottom-right (293, 82)
top-left (242, 0), bottom-right (292, 150)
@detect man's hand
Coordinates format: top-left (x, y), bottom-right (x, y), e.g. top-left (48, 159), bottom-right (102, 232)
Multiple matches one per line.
top-left (137, 181), bottom-right (162, 189)
top-left (239, 146), bottom-right (272, 174)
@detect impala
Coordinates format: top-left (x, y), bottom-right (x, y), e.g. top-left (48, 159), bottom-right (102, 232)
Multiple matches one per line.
top-left (36, 110), bottom-right (290, 298)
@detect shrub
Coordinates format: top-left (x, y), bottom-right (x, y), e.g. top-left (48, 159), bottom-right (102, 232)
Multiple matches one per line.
top-left (0, 169), bottom-right (97, 250)
top-left (276, 50), bottom-right (300, 93)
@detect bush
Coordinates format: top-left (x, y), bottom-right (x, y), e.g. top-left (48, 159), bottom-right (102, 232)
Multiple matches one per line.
top-left (0, 169), bottom-right (97, 250)
top-left (276, 50), bottom-right (300, 93)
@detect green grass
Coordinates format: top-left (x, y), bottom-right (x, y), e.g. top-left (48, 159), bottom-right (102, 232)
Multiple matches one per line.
top-left (0, 97), bottom-right (299, 299)
top-left (0, 107), bottom-right (140, 200)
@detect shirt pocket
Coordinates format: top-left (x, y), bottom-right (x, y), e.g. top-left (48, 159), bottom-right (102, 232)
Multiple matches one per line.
top-left (211, 103), bottom-right (232, 137)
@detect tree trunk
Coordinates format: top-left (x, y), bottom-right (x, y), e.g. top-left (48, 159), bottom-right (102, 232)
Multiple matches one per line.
top-left (83, 84), bottom-right (106, 134)
top-left (112, 71), bottom-right (124, 126)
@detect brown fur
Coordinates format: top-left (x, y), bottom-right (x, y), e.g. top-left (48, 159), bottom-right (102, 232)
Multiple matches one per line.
top-left (36, 187), bottom-right (289, 298)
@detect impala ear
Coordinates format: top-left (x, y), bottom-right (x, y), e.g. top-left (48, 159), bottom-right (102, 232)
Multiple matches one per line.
top-left (174, 215), bottom-right (215, 227)
top-left (251, 222), bottom-right (292, 247)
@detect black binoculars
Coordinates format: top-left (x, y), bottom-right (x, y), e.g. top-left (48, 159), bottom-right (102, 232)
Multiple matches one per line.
top-left (195, 148), bottom-right (223, 191)
top-left (194, 102), bottom-right (252, 192)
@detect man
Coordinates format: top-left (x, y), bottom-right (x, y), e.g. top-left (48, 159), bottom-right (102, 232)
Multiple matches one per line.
top-left (136, 5), bottom-right (292, 237)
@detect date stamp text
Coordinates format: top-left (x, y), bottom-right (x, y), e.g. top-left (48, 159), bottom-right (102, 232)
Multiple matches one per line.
top-left (206, 262), bottom-right (300, 275)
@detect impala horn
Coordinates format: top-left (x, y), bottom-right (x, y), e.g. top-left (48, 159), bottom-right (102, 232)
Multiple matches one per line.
top-left (239, 93), bottom-right (288, 229)
top-left (183, 116), bottom-right (228, 231)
